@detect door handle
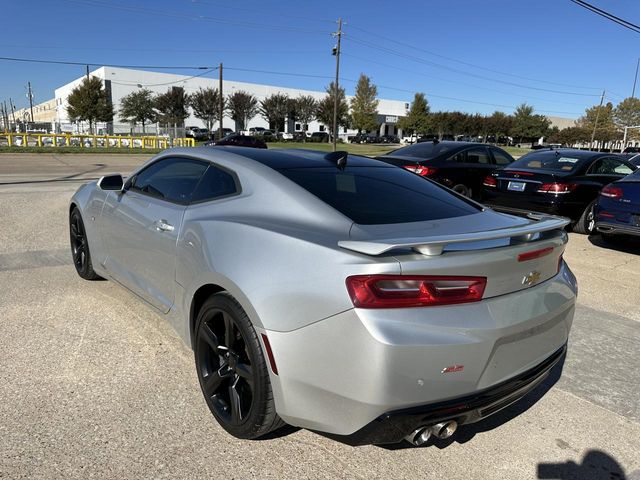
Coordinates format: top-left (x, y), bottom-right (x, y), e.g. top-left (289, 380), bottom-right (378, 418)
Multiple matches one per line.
top-left (155, 219), bottom-right (174, 232)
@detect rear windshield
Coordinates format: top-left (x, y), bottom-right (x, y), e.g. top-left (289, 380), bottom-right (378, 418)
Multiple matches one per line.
top-left (278, 166), bottom-right (479, 225)
top-left (384, 141), bottom-right (459, 159)
top-left (510, 152), bottom-right (587, 172)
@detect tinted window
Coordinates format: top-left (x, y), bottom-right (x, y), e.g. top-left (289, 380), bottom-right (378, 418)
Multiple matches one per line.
top-left (509, 152), bottom-right (587, 172)
top-left (278, 166), bottom-right (478, 225)
top-left (131, 158), bottom-right (208, 203)
top-left (191, 166), bottom-right (238, 202)
top-left (588, 157), bottom-right (633, 175)
top-left (448, 147), bottom-right (490, 164)
top-left (492, 148), bottom-right (514, 165)
top-left (388, 141), bottom-right (460, 160)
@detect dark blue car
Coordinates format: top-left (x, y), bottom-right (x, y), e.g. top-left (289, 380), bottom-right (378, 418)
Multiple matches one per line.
top-left (595, 169), bottom-right (640, 240)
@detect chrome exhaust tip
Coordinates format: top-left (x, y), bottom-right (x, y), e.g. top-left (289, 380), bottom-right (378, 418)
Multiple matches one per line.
top-left (404, 426), bottom-right (432, 446)
top-left (430, 420), bottom-right (458, 439)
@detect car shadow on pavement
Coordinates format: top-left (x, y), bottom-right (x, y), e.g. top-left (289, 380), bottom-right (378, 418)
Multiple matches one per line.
top-left (588, 234), bottom-right (640, 255)
top-left (378, 358), bottom-right (566, 451)
top-left (538, 449), bottom-right (630, 480)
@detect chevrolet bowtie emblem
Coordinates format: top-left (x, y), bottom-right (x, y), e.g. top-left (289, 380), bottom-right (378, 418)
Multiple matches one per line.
top-left (522, 271), bottom-right (542, 286)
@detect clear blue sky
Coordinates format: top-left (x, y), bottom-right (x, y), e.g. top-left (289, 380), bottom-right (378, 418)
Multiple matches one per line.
top-left (1, 0), bottom-right (639, 118)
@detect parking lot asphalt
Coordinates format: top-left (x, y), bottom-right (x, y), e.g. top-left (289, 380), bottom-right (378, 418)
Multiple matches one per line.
top-left (1, 153), bottom-right (639, 479)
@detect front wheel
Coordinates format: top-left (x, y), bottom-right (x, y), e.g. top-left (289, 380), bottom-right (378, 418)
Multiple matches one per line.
top-left (194, 293), bottom-right (284, 439)
top-left (572, 201), bottom-right (596, 235)
top-left (452, 184), bottom-right (472, 198)
top-left (69, 208), bottom-right (102, 280)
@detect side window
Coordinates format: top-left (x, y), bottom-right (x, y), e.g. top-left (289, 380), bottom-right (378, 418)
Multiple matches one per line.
top-left (190, 166), bottom-right (238, 203)
top-left (589, 157), bottom-right (632, 175)
top-left (466, 148), bottom-right (490, 164)
top-left (130, 158), bottom-right (208, 203)
top-left (492, 148), bottom-right (513, 165)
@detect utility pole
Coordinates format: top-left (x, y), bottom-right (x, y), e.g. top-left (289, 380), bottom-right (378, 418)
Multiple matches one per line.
top-left (27, 82), bottom-right (34, 125)
top-left (9, 98), bottom-right (16, 128)
top-left (218, 63), bottom-right (224, 141)
top-left (589, 90), bottom-right (605, 150)
top-left (633, 58), bottom-right (639, 98)
top-left (86, 65), bottom-right (90, 80)
top-left (331, 18), bottom-right (343, 152)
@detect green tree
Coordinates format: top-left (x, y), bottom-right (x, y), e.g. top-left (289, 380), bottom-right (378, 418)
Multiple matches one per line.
top-left (227, 91), bottom-right (259, 132)
top-left (512, 103), bottom-right (550, 144)
top-left (350, 74), bottom-right (379, 133)
top-left (577, 102), bottom-right (620, 144)
top-left (190, 87), bottom-right (224, 133)
top-left (66, 76), bottom-right (114, 134)
top-left (119, 89), bottom-right (155, 134)
top-left (398, 93), bottom-right (430, 136)
top-left (548, 126), bottom-right (590, 146)
top-left (154, 87), bottom-right (190, 129)
top-left (294, 95), bottom-right (317, 140)
top-left (614, 97), bottom-right (640, 140)
top-left (316, 82), bottom-right (350, 137)
top-left (259, 93), bottom-right (289, 133)
top-left (487, 111), bottom-right (513, 139)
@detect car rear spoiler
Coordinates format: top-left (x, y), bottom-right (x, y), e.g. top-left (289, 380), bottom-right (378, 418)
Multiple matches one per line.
top-left (338, 214), bottom-right (570, 256)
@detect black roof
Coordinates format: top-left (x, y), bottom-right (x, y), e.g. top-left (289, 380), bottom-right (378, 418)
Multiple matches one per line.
top-left (380, 140), bottom-right (484, 161)
top-left (518, 148), bottom-right (618, 160)
top-left (209, 146), bottom-right (392, 169)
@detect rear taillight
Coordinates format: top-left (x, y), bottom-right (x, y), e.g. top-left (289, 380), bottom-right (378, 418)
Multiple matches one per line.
top-left (345, 275), bottom-right (487, 308)
top-left (598, 211), bottom-right (615, 218)
top-left (403, 165), bottom-right (437, 176)
top-left (537, 183), bottom-right (577, 194)
top-left (600, 185), bottom-right (623, 199)
top-left (517, 246), bottom-right (554, 262)
top-left (483, 175), bottom-right (497, 187)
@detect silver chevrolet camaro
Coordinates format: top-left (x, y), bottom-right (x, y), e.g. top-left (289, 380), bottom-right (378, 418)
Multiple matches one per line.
top-left (69, 146), bottom-right (577, 446)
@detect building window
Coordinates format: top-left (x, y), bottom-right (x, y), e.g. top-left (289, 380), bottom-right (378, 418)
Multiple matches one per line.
top-left (319, 125), bottom-right (325, 131)
top-left (295, 123), bottom-right (301, 131)
top-left (343, 127), bottom-right (347, 133)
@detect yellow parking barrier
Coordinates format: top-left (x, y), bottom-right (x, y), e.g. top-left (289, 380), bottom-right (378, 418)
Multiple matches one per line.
top-left (1, 132), bottom-right (195, 149)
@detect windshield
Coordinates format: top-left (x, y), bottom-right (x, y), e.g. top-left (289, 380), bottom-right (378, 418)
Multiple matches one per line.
top-left (384, 141), bottom-right (460, 159)
top-left (278, 166), bottom-right (479, 225)
top-left (509, 152), bottom-right (587, 172)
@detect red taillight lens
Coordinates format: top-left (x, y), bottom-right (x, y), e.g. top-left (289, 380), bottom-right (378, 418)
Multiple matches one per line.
top-left (598, 211), bottom-right (615, 218)
top-left (537, 183), bottom-right (577, 194)
top-left (403, 165), bottom-right (437, 176)
top-left (345, 275), bottom-right (487, 308)
top-left (483, 175), bottom-right (497, 187)
top-left (600, 185), bottom-right (623, 199)
top-left (518, 246), bottom-right (554, 262)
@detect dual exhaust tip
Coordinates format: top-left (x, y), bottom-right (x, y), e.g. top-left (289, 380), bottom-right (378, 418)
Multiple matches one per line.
top-left (404, 420), bottom-right (458, 446)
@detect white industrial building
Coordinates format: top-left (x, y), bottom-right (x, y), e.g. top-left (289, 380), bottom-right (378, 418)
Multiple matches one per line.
top-left (52, 66), bottom-right (409, 139)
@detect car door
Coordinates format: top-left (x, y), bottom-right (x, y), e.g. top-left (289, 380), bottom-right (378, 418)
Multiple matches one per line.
top-left (101, 157), bottom-right (209, 312)
top-left (446, 146), bottom-right (493, 196)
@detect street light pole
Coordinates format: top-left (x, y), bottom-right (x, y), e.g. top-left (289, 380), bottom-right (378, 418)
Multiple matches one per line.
top-left (589, 90), bottom-right (605, 150)
top-left (218, 63), bottom-right (224, 141)
top-left (331, 18), bottom-right (343, 152)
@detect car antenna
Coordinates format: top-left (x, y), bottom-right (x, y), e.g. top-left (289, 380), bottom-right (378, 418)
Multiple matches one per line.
top-left (325, 151), bottom-right (348, 170)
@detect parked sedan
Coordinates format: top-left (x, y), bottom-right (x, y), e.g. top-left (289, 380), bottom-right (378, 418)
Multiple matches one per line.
top-left (206, 134), bottom-right (267, 149)
top-left (70, 147), bottom-right (576, 446)
top-left (482, 149), bottom-right (637, 234)
top-left (595, 169), bottom-right (640, 240)
top-left (376, 140), bottom-right (515, 199)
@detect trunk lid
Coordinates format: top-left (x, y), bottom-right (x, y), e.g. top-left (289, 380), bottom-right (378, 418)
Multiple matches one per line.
top-left (494, 168), bottom-right (570, 195)
top-left (344, 210), bottom-right (568, 299)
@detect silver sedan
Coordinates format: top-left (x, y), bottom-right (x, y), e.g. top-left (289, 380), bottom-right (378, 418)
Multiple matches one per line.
top-left (69, 147), bottom-right (577, 445)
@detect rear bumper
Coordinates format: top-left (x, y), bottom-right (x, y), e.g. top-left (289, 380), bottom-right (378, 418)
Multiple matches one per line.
top-left (483, 191), bottom-right (585, 219)
top-left (265, 264), bottom-right (577, 438)
top-left (327, 343), bottom-right (566, 445)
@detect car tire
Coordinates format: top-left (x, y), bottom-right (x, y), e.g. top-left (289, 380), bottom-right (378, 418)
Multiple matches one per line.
top-left (69, 207), bottom-right (102, 280)
top-left (194, 292), bottom-right (285, 439)
top-left (452, 184), bottom-right (471, 198)
top-left (572, 201), bottom-right (596, 235)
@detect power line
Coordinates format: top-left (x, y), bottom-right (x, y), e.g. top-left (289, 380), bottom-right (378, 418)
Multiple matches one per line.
top-left (344, 35), bottom-right (602, 98)
top-left (568, 0), bottom-right (640, 33)
top-left (110, 68), bottom-right (217, 87)
top-left (342, 52), bottom-right (591, 107)
top-left (0, 56), bottom-right (214, 70)
top-left (346, 23), bottom-right (601, 91)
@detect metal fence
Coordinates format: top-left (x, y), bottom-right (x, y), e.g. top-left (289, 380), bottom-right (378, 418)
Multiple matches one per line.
top-left (0, 132), bottom-right (195, 149)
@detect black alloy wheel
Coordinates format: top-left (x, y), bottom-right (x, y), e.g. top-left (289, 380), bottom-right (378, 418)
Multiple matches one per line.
top-left (69, 208), bottom-right (101, 280)
top-left (573, 200), bottom-right (596, 235)
top-left (195, 293), bottom-right (284, 439)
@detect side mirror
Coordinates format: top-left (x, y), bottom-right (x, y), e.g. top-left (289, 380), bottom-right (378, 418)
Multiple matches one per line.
top-left (97, 174), bottom-right (124, 191)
